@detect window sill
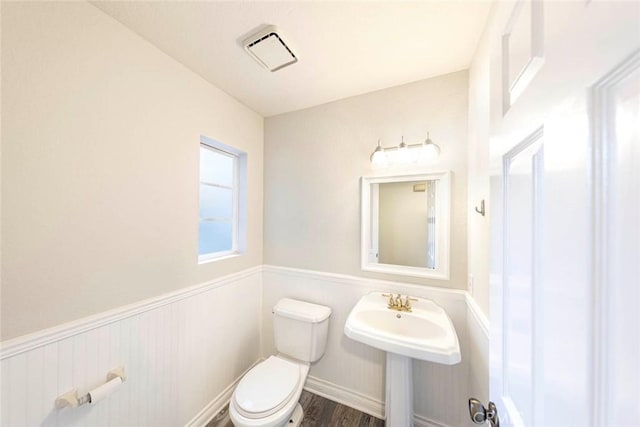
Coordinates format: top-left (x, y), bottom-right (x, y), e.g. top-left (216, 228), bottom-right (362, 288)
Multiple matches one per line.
top-left (198, 251), bottom-right (242, 265)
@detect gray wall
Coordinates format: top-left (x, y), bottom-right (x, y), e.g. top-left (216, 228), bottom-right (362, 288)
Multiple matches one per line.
top-left (264, 70), bottom-right (468, 288)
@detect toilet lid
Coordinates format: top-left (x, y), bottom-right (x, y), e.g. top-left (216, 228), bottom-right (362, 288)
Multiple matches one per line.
top-left (233, 356), bottom-right (301, 419)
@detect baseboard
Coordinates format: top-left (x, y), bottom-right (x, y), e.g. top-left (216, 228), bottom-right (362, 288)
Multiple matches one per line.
top-left (304, 375), bottom-right (385, 419)
top-left (189, 371), bottom-right (455, 427)
top-left (185, 382), bottom-right (235, 427)
top-left (185, 359), bottom-right (262, 427)
top-left (190, 368), bottom-right (387, 426)
top-left (304, 376), bottom-right (453, 427)
top-left (414, 413), bottom-right (452, 427)
top-left (3, 264), bottom-right (474, 427)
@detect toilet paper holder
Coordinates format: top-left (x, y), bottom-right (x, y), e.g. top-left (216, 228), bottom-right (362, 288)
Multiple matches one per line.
top-left (55, 366), bottom-right (126, 409)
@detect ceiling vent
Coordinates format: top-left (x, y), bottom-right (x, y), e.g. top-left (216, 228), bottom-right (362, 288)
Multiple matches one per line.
top-left (243, 26), bottom-right (298, 72)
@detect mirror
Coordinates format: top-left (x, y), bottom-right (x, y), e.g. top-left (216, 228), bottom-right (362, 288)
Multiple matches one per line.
top-left (361, 172), bottom-right (451, 279)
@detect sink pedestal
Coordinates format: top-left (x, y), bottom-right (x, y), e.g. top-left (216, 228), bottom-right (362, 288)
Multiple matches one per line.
top-left (385, 353), bottom-right (414, 427)
top-left (344, 292), bottom-right (462, 426)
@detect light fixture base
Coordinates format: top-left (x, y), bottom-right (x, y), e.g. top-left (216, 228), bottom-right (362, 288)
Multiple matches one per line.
top-left (370, 134), bottom-right (440, 168)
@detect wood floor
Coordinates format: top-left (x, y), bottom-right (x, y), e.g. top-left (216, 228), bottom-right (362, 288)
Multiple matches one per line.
top-left (207, 390), bottom-right (385, 427)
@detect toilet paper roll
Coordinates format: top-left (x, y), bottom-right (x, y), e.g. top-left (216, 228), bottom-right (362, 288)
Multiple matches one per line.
top-left (89, 377), bottom-right (122, 404)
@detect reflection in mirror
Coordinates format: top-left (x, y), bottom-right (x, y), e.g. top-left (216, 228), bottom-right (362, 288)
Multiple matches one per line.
top-left (375, 180), bottom-right (437, 268)
top-left (362, 172), bottom-right (450, 280)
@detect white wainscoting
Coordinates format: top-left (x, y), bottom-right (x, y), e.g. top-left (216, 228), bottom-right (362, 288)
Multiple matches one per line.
top-left (0, 267), bottom-right (262, 427)
top-left (465, 293), bottom-right (490, 413)
top-left (261, 265), bottom-right (490, 427)
top-left (0, 265), bottom-right (490, 427)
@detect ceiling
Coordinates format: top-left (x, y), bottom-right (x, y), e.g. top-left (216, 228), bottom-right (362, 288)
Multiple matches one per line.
top-left (92, 1), bottom-right (492, 117)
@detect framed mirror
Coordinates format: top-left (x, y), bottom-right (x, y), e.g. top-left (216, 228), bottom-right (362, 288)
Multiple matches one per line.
top-left (361, 172), bottom-right (451, 279)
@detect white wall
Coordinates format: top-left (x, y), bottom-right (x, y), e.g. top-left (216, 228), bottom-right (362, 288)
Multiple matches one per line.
top-left (264, 71), bottom-right (468, 289)
top-left (1, 266), bottom-right (490, 427)
top-left (466, 7), bottom-right (493, 318)
top-left (1, 1), bottom-right (264, 340)
top-left (464, 3), bottom-right (495, 408)
top-left (0, 269), bottom-right (262, 427)
top-left (0, 3), bottom-right (487, 425)
top-left (261, 266), bottom-right (478, 427)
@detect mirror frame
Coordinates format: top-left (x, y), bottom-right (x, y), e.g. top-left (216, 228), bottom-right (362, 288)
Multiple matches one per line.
top-left (361, 171), bottom-right (451, 280)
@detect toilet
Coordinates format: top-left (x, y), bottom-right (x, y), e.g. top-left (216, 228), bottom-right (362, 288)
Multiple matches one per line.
top-left (229, 298), bottom-right (332, 427)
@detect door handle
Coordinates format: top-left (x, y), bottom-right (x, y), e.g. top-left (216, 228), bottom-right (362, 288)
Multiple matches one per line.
top-left (469, 398), bottom-right (500, 427)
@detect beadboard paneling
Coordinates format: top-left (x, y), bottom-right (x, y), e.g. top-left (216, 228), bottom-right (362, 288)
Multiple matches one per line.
top-left (261, 265), bottom-right (484, 427)
top-left (0, 268), bottom-right (262, 427)
top-left (1, 266), bottom-right (490, 426)
top-left (466, 294), bottom-right (490, 413)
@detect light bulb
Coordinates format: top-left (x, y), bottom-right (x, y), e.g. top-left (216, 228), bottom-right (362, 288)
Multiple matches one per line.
top-left (396, 137), bottom-right (411, 164)
top-left (371, 148), bottom-right (388, 168)
top-left (419, 134), bottom-right (440, 163)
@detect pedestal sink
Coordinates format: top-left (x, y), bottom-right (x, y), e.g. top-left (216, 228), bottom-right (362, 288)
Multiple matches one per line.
top-left (344, 292), bottom-right (461, 426)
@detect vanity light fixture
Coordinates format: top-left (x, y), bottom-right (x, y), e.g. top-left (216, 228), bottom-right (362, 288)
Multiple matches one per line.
top-left (370, 133), bottom-right (441, 168)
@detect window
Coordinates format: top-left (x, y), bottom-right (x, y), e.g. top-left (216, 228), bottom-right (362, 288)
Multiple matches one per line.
top-left (198, 136), bottom-right (247, 262)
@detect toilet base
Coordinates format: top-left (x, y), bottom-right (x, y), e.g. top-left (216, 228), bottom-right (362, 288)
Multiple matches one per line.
top-left (287, 403), bottom-right (304, 427)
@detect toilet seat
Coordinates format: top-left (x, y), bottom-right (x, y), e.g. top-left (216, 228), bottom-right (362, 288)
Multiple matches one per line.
top-left (233, 356), bottom-right (302, 419)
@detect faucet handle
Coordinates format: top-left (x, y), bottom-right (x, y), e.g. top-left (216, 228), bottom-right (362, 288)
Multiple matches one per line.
top-left (404, 296), bottom-right (418, 310)
top-left (382, 293), bottom-right (395, 307)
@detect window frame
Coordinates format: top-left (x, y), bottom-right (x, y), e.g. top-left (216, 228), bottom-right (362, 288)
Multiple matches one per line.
top-left (198, 136), bottom-right (247, 264)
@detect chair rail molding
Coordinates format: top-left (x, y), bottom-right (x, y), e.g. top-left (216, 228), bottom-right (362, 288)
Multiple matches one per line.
top-left (0, 266), bottom-right (262, 359)
top-left (1, 264), bottom-right (490, 427)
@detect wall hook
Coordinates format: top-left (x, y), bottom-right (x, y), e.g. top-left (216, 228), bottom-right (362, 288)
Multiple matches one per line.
top-left (474, 200), bottom-right (485, 216)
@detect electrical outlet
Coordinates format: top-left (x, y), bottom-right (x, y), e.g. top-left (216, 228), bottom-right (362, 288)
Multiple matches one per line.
top-left (467, 274), bottom-right (474, 294)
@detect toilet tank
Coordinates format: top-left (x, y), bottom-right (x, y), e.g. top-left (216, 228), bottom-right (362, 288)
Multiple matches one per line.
top-left (273, 298), bottom-right (331, 363)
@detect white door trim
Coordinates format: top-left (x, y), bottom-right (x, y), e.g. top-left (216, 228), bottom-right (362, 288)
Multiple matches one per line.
top-left (589, 48), bottom-right (640, 427)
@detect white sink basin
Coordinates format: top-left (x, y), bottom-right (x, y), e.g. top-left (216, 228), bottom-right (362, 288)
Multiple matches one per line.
top-left (344, 292), bottom-right (461, 364)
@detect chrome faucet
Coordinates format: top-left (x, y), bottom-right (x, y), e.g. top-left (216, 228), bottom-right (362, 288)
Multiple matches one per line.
top-left (382, 293), bottom-right (418, 312)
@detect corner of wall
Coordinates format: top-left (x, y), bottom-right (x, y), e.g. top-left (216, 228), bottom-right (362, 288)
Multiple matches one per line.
top-left (464, 5), bottom-right (495, 411)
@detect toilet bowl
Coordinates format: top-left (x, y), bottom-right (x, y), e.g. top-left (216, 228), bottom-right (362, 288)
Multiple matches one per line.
top-left (229, 356), bottom-right (308, 427)
top-left (229, 298), bottom-right (331, 427)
